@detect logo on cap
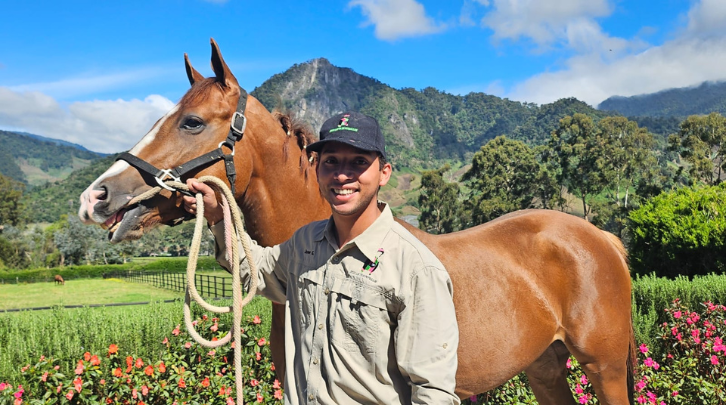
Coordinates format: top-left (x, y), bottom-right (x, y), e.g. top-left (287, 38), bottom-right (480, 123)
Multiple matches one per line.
top-left (329, 113), bottom-right (358, 133)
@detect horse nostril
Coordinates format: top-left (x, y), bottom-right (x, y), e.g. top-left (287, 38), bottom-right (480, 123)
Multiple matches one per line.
top-left (98, 186), bottom-right (108, 201)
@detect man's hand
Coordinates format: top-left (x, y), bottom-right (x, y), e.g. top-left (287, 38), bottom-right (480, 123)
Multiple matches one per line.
top-left (183, 179), bottom-right (224, 226)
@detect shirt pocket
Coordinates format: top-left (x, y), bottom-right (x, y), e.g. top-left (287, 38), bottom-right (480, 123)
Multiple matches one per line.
top-left (327, 277), bottom-right (388, 357)
top-left (297, 268), bottom-right (325, 330)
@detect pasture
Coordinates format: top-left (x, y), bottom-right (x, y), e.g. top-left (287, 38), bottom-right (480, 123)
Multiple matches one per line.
top-left (0, 277), bottom-right (271, 381)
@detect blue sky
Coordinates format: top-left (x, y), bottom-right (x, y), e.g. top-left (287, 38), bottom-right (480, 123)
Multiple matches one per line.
top-left (2, 0), bottom-right (726, 153)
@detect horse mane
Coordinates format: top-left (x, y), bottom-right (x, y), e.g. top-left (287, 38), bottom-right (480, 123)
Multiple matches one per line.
top-left (272, 110), bottom-right (317, 179)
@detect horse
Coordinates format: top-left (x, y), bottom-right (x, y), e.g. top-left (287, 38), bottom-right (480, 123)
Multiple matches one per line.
top-left (54, 275), bottom-right (65, 285)
top-left (78, 39), bottom-right (635, 404)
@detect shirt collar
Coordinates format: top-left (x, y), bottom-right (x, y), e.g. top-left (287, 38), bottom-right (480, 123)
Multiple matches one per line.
top-left (314, 203), bottom-right (394, 262)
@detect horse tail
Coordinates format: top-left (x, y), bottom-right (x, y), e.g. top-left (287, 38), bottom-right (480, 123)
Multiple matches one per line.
top-left (627, 318), bottom-right (637, 405)
top-left (601, 230), bottom-right (635, 403)
top-left (601, 230), bottom-right (629, 265)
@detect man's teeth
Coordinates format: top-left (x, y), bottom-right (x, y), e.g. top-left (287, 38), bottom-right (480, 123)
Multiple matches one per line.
top-left (333, 188), bottom-right (354, 195)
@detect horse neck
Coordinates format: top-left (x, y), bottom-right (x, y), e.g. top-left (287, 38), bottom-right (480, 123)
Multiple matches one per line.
top-left (236, 132), bottom-right (330, 247)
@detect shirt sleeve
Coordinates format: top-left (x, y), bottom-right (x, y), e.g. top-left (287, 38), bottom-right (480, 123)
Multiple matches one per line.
top-left (395, 265), bottom-right (460, 404)
top-left (209, 222), bottom-right (288, 304)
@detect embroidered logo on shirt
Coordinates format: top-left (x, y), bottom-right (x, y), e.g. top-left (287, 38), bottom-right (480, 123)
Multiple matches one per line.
top-left (361, 248), bottom-right (385, 275)
top-left (304, 250), bottom-right (315, 256)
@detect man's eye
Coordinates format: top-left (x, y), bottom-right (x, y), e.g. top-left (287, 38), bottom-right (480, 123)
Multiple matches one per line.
top-left (181, 117), bottom-right (204, 130)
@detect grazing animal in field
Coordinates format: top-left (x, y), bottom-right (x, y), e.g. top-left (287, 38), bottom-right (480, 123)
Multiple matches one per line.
top-left (54, 275), bottom-right (65, 285)
top-left (78, 39), bottom-right (635, 404)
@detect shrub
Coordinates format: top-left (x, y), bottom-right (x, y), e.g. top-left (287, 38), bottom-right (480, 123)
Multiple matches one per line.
top-left (629, 183), bottom-right (726, 277)
top-left (0, 313), bottom-right (282, 404)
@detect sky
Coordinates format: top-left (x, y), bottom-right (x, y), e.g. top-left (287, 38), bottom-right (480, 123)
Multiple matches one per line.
top-left (2, 0), bottom-right (726, 153)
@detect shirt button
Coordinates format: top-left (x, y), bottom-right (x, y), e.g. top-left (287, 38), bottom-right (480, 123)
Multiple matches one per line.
top-left (313, 358), bottom-right (319, 365)
top-left (332, 256), bottom-right (340, 264)
top-left (308, 393), bottom-right (314, 400)
top-left (318, 323), bottom-right (323, 330)
top-left (324, 288), bottom-right (330, 295)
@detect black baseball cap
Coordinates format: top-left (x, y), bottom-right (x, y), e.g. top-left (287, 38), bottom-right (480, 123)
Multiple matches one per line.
top-left (308, 111), bottom-right (387, 160)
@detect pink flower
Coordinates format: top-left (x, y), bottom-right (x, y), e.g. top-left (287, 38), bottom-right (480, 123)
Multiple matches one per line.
top-left (580, 375), bottom-right (588, 385)
top-left (0, 383), bottom-right (8, 391)
top-left (75, 362), bottom-right (84, 375)
top-left (637, 395), bottom-right (645, 404)
top-left (469, 395), bottom-right (477, 402)
top-left (13, 385), bottom-right (23, 399)
top-left (711, 355), bottom-right (719, 365)
top-left (273, 380), bottom-right (281, 389)
top-left (132, 388), bottom-right (138, 399)
top-left (172, 325), bottom-right (181, 336)
top-left (274, 389), bottom-right (283, 400)
top-left (673, 311), bottom-right (682, 319)
top-left (636, 380), bottom-right (647, 392)
top-left (162, 337), bottom-right (169, 345)
top-left (257, 392), bottom-right (263, 403)
top-left (566, 358), bottom-right (572, 369)
top-left (250, 379), bottom-right (259, 387)
top-left (41, 372), bottom-right (48, 382)
top-left (579, 395), bottom-right (588, 404)
top-left (226, 398), bottom-right (235, 405)
top-left (256, 352), bottom-right (262, 361)
top-left (73, 377), bottom-right (82, 393)
top-left (253, 315), bottom-right (261, 325)
top-left (208, 350), bottom-right (216, 357)
top-left (185, 342), bottom-right (192, 349)
top-left (192, 320), bottom-right (198, 327)
top-left (258, 337), bottom-right (267, 346)
top-left (66, 391), bottom-right (74, 400)
top-left (575, 386), bottom-right (583, 394)
top-left (672, 391), bottom-right (679, 397)
top-left (210, 323), bottom-right (218, 332)
top-left (639, 344), bottom-right (648, 354)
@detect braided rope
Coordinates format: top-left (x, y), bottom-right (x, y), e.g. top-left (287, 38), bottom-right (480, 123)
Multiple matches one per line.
top-left (128, 176), bottom-right (258, 405)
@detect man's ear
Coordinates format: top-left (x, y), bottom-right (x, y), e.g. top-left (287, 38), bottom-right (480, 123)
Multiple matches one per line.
top-left (378, 162), bottom-right (393, 187)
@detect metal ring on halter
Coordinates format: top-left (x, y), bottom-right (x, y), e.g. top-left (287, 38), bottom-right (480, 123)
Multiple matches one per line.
top-left (218, 141), bottom-right (235, 156)
top-left (155, 169), bottom-right (181, 191)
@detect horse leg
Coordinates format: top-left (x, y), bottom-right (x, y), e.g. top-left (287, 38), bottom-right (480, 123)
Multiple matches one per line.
top-left (576, 356), bottom-right (632, 405)
top-left (525, 341), bottom-right (577, 405)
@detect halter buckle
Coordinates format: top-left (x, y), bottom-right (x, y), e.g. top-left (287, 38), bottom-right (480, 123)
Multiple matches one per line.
top-left (218, 141), bottom-right (235, 157)
top-left (230, 111), bottom-right (246, 138)
top-left (155, 169), bottom-right (181, 191)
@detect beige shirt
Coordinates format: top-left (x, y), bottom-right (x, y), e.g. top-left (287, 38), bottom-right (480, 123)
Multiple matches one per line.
top-left (212, 204), bottom-right (460, 404)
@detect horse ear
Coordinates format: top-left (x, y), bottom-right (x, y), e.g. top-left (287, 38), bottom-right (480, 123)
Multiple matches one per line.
top-left (184, 53), bottom-right (205, 86)
top-left (209, 38), bottom-right (239, 88)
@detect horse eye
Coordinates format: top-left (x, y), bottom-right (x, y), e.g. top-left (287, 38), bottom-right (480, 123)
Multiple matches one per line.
top-left (181, 117), bottom-right (204, 131)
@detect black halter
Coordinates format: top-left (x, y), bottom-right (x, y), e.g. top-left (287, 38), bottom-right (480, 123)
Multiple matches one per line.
top-left (116, 87), bottom-right (248, 197)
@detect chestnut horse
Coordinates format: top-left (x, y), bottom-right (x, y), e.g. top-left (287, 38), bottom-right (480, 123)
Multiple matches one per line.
top-left (79, 39), bottom-right (635, 404)
top-left (54, 275), bottom-right (65, 285)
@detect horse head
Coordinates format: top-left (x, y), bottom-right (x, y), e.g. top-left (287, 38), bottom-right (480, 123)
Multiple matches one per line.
top-left (79, 39), bottom-right (257, 242)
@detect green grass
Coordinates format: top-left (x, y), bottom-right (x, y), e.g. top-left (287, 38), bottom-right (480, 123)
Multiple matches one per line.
top-left (0, 279), bottom-right (183, 310)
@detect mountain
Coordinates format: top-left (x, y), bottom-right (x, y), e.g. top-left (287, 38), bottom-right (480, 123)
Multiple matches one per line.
top-left (598, 81), bottom-right (726, 118)
top-left (18, 132), bottom-right (103, 154)
top-left (22, 154), bottom-right (119, 223)
top-left (251, 58), bottom-right (610, 167)
top-left (0, 130), bottom-right (105, 186)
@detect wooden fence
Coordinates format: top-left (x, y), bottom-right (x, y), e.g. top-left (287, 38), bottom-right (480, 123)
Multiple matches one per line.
top-left (104, 270), bottom-right (232, 298)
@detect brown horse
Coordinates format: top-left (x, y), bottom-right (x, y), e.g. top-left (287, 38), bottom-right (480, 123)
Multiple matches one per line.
top-left (78, 39), bottom-right (635, 404)
top-left (54, 275), bottom-right (65, 285)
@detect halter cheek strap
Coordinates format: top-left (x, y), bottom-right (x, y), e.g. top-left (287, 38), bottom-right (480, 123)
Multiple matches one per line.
top-left (116, 87), bottom-right (248, 196)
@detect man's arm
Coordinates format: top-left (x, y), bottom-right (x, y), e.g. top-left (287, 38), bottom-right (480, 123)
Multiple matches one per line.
top-left (395, 265), bottom-right (460, 404)
top-left (184, 179), bottom-right (288, 303)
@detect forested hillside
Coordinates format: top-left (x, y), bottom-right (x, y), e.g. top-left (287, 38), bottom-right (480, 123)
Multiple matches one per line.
top-left (599, 80), bottom-right (726, 118)
top-left (0, 130), bottom-right (103, 185)
top-left (251, 58), bottom-right (612, 167)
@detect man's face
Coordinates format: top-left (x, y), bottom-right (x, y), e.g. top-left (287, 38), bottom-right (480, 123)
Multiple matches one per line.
top-left (316, 142), bottom-right (392, 218)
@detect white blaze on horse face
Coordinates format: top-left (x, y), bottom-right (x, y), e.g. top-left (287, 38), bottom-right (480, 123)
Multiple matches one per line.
top-left (78, 104), bottom-right (180, 224)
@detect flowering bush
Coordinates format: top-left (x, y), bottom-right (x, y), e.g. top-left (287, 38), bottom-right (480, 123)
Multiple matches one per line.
top-left (0, 314), bottom-right (282, 404)
top-left (465, 300), bottom-right (726, 405)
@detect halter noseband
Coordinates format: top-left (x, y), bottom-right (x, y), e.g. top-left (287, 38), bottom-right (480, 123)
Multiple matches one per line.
top-left (116, 87), bottom-right (248, 197)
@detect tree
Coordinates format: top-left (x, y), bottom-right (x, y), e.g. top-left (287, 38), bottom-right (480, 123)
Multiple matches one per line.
top-left (548, 114), bottom-right (610, 220)
top-left (0, 174), bottom-right (24, 226)
top-left (418, 164), bottom-right (463, 234)
top-left (592, 117), bottom-right (659, 235)
top-left (668, 112), bottom-right (726, 185)
top-left (463, 136), bottom-right (557, 224)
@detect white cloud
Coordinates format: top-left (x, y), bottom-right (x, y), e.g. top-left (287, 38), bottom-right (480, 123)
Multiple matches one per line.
top-left (349, 0), bottom-right (446, 41)
top-left (480, 0), bottom-right (612, 49)
top-left (507, 36), bottom-right (726, 106)
top-left (9, 68), bottom-right (168, 100)
top-left (472, 0), bottom-right (726, 106)
top-left (0, 88), bottom-right (174, 153)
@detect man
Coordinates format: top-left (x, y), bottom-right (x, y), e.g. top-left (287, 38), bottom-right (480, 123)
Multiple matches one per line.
top-left (184, 112), bottom-right (459, 404)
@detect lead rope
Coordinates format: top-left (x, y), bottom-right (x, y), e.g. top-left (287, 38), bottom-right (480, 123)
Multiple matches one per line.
top-left (128, 176), bottom-right (258, 405)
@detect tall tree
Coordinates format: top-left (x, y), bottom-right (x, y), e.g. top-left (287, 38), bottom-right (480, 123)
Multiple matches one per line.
top-left (418, 164), bottom-right (463, 234)
top-left (593, 117), bottom-right (659, 235)
top-left (548, 114), bottom-right (610, 220)
top-left (463, 136), bottom-right (556, 224)
top-left (668, 112), bottom-right (726, 185)
top-left (0, 174), bottom-right (24, 227)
